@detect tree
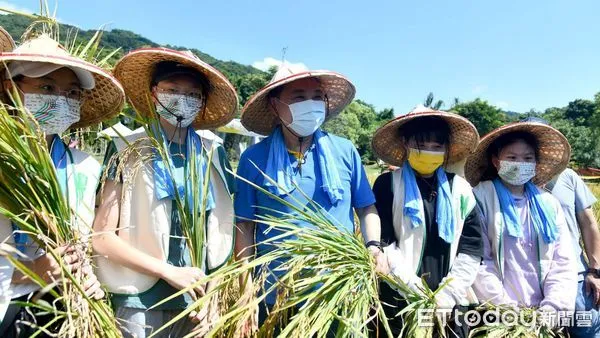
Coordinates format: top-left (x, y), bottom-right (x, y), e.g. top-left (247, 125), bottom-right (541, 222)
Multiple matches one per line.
top-left (323, 101), bottom-right (395, 162)
top-left (424, 92), bottom-right (444, 110)
top-left (451, 98), bottom-right (507, 135)
top-left (543, 102), bottom-right (600, 168)
top-left (377, 108), bottom-right (394, 122)
top-left (563, 99), bottom-right (596, 126)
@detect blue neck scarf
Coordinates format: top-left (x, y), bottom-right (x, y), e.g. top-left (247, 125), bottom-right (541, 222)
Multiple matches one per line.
top-left (13, 135), bottom-right (71, 252)
top-left (402, 163), bottom-right (456, 244)
top-left (264, 126), bottom-right (343, 205)
top-left (492, 178), bottom-right (558, 244)
top-left (152, 126), bottom-right (215, 213)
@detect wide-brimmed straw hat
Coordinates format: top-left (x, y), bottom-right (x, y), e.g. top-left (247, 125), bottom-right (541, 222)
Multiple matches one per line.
top-left (464, 121), bottom-right (571, 186)
top-left (0, 35), bottom-right (125, 128)
top-left (372, 105), bottom-right (480, 167)
top-left (241, 63), bottom-right (356, 136)
top-left (0, 26), bottom-right (15, 53)
top-left (114, 48), bottom-right (238, 130)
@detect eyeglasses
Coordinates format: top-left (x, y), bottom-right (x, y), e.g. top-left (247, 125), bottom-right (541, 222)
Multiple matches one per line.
top-left (15, 80), bottom-right (83, 104)
top-left (155, 87), bottom-right (203, 101)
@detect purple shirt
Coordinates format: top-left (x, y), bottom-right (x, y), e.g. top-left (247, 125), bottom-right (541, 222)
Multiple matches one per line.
top-left (476, 193), bottom-right (576, 310)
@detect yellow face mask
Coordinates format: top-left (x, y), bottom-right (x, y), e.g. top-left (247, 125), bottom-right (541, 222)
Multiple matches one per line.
top-left (407, 148), bottom-right (445, 175)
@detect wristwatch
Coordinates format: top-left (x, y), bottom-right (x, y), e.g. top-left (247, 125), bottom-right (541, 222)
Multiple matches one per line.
top-left (587, 268), bottom-right (600, 278)
top-left (366, 240), bottom-right (383, 253)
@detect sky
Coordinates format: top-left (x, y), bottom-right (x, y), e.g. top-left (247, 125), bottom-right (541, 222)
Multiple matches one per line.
top-left (4, 0), bottom-right (600, 115)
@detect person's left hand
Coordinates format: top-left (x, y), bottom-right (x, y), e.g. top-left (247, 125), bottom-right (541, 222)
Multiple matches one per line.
top-left (368, 246), bottom-right (390, 275)
top-left (189, 299), bottom-right (219, 337)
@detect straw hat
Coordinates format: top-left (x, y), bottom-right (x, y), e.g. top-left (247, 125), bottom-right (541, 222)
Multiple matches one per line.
top-left (372, 105), bottom-right (480, 167)
top-left (241, 63), bottom-right (356, 136)
top-left (0, 35), bottom-right (125, 128)
top-left (0, 26), bottom-right (15, 53)
top-left (464, 121), bottom-right (571, 186)
top-left (114, 48), bottom-right (238, 130)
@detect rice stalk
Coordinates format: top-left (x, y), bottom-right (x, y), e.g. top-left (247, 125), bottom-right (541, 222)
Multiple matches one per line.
top-left (2, 1), bottom-right (123, 159)
top-left (469, 303), bottom-right (568, 338)
top-left (0, 99), bottom-right (121, 337)
top-left (142, 164), bottom-right (404, 337)
top-left (103, 102), bottom-right (224, 336)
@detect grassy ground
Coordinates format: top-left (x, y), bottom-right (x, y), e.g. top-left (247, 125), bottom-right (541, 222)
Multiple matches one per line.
top-left (365, 163), bottom-right (384, 184)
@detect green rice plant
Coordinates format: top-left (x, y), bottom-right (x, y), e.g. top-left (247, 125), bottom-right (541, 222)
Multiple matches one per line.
top-left (0, 98), bottom-right (120, 336)
top-left (378, 274), bottom-right (453, 338)
top-left (469, 303), bottom-right (567, 338)
top-left (0, 1), bottom-right (60, 42)
top-left (147, 164), bottom-right (457, 337)
top-left (101, 102), bottom-right (234, 336)
top-left (1, 0), bottom-right (120, 67)
top-left (1, 0), bottom-right (122, 160)
top-left (106, 103), bottom-right (213, 273)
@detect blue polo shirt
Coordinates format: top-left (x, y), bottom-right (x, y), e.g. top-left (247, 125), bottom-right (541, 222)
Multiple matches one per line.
top-left (234, 131), bottom-right (375, 304)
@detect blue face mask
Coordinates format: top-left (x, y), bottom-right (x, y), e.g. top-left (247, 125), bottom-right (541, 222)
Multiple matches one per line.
top-left (285, 99), bottom-right (326, 137)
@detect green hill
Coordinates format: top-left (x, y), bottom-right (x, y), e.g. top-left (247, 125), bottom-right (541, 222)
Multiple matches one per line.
top-left (0, 14), bottom-right (264, 81)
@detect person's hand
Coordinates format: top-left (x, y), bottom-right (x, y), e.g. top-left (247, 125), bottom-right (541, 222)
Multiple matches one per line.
top-left (368, 246), bottom-right (390, 275)
top-left (161, 265), bottom-right (205, 299)
top-left (435, 287), bottom-right (456, 311)
top-left (235, 287), bottom-right (258, 337)
top-left (33, 245), bottom-right (82, 283)
top-left (189, 299), bottom-right (219, 337)
top-left (585, 273), bottom-right (600, 309)
top-left (82, 264), bottom-right (105, 300)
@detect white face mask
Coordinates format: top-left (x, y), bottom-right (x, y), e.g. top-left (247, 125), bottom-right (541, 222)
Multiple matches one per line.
top-left (155, 93), bottom-right (202, 127)
top-left (498, 160), bottom-right (536, 185)
top-left (284, 99), bottom-right (326, 137)
top-left (24, 93), bottom-right (80, 135)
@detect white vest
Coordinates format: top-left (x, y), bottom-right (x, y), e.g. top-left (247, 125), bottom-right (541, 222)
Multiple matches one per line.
top-left (387, 168), bottom-right (478, 304)
top-left (96, 130), bottom-right (234, 295)
top-left (473, 181), bottom-right (556, 287)
top-left (0, 148), bottom-right (100, 322)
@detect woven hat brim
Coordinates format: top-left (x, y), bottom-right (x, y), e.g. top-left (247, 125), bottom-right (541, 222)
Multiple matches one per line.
top-left (0, 53), bottom-right (125, 128)
top-left (114, 48), bottom-right (238, 130)
top-left (372, 111), bottom-right (480, 167)
top-left (464, 122), bottom-right (571, 187)
top-left (0, 27), bottom-right (15, 53)
top-left (240, 71), bottom-right (356, 136)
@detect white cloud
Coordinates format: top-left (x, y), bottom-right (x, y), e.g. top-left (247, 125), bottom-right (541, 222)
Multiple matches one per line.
top-left (252, 57), bottom-right (307, 72)
top-left (472, 85), bottom-right (488, 95)
top-left (495, 101), bottom-right (510, 109)
top-left (0, 1), bottom-right (34, 15)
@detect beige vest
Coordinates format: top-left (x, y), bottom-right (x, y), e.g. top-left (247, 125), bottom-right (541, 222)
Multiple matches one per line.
top-left (96, 130), bottom-right (234, 295)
